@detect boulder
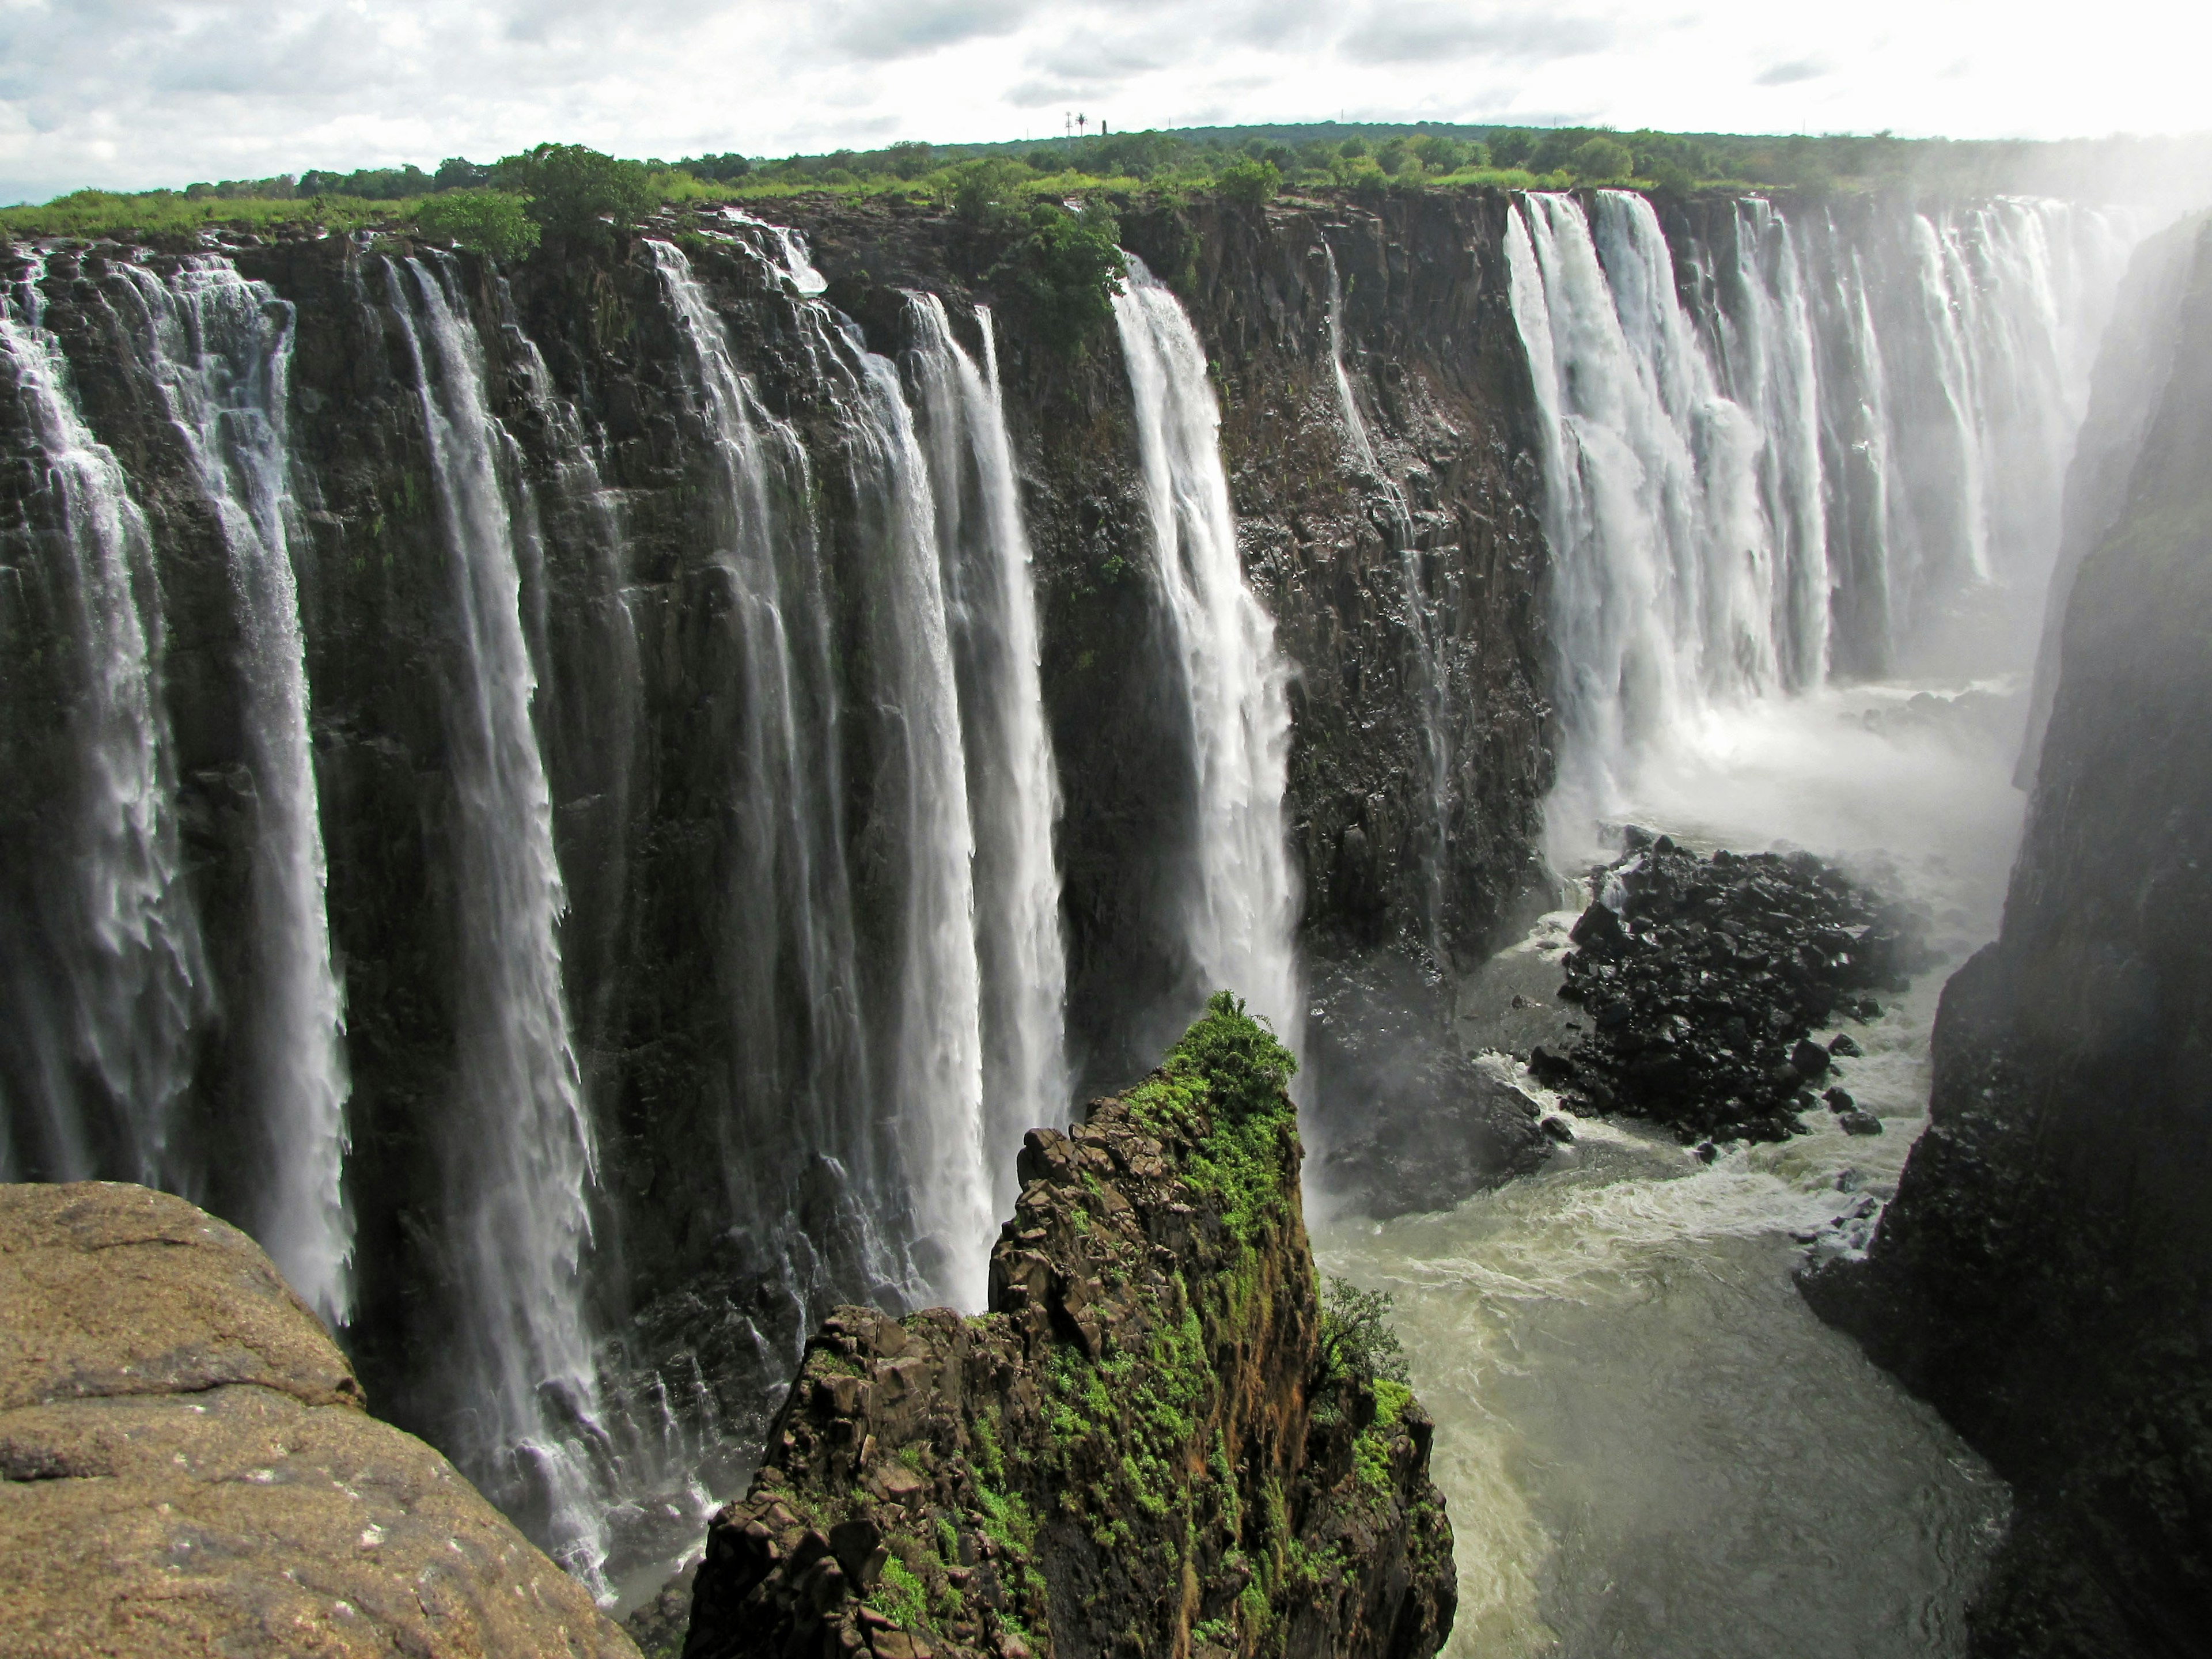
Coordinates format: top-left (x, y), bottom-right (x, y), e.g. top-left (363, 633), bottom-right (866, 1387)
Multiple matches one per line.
top-left (0, 1181), bottom-right (638, 1659)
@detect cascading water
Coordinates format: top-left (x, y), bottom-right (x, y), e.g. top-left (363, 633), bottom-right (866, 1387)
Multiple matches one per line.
top-left (1322, 242), bottom-right (1452, 955)
top-left (382, 256), bottom-right (609, 1589)
top-left (0, 257), bottom-right (206, 1191)
top-left (1113, 255), bottom-right (1301, 1043)
top-left (653, 230), bottom-right (1001, 1312)
top-left (109, 257), bottom-right (354, 1326)
top-left (649, 235), bottom-right (914, 1338)
top-left (1507, 189), bottom-right (2135, 861)
top-left (904, 293), bottom-right (1069, 1211)
top-left (832, 332), bottom-right (992, 1311)
top-left (1321, 189), bottom-right (2143, 1654)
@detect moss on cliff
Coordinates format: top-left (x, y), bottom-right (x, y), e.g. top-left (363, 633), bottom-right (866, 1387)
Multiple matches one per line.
top-left (679, 995), bottom-right (1455, 1659)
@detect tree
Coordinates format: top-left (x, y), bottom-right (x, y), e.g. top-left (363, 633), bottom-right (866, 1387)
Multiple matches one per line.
top-left (413, 189), bottom-right (540, 263)
top-left (493, 143), bottom-right (655, 246)
top-left (952, 157), bottom-right (1033, 229)
top-left (1570, 136), bottom-right (1635, 183)
top-left (434, 156), bottom-right (490, 192)
top-left (1317, 1276), bottom-right (1411, 1385)
top-left (1487, 129), bottom-right (1536, 168)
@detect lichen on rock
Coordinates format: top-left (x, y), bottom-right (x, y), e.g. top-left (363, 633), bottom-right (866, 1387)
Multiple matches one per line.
top-left (680, 994), bottom-right (1455, 1659)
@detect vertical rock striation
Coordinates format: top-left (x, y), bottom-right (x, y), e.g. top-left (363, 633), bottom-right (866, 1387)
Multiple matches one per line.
top-left (1804, 214), bottom-right (2212, 1657)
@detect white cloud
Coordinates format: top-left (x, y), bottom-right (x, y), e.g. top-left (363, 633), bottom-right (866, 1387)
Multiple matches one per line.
top-left (0, 0), bottom-right (2207, 204)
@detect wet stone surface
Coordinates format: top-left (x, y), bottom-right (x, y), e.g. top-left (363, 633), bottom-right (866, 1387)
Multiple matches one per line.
top-left (1543, 831), bottom-right (1928, 1145)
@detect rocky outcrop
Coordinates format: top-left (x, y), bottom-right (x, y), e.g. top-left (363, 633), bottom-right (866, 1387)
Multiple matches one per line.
top-left (0, 1180), bottom-right (639, 1658)
top-left (1804, 215), bottom-right (2212, 1657)
top-left (680, 997), bottom-right (1455, 1659)
top-left (1541, 832), bottom-right (1922, 1145)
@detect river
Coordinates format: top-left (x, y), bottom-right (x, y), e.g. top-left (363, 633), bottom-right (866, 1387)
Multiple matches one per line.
top-left (1315, 678), bottom-right (2025, 1657)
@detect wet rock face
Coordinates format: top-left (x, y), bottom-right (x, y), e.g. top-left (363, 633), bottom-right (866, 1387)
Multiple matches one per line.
top-left (783, 191), bottom-right (1553, 1085)
top-left (1806, 218), bottom-right (2212, 1658)
top-left (0, 1181), bottom-right (639, 1659)
top-left (1543, 832), bottom-right (1922, 1144)
top-left (1303, 950), bottom-right (1550, 1217)
top-left (3, 188), bottom-right (1557, 1547)
top-left (680, 999), bottom-right (1455, 1659)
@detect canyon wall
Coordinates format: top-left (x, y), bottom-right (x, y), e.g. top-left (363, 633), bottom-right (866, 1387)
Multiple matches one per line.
top-left (1806, 214), bottom-right (2212, 1657)
top-left (0, 190), bottom-right (1555, 1586)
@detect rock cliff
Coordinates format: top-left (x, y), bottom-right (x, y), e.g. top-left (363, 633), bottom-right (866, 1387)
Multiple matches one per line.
top-left (1804, 214), bottom-right (2212, 1657)
top-left (0, 1180), bottom-right (639, 1658)
top-left (678, 995), bottom-right (1455, 1659)
top-left (0, 185), bottom-right (1556, 1550)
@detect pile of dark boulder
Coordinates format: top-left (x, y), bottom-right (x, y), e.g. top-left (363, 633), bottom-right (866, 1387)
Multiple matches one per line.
top-left (1531, 830), bottom-right (1927, 1146)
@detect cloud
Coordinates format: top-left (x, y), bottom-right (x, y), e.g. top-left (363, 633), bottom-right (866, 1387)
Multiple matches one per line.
top-left (1755, 57), bottom-right (1831, 87)
top-left (827, 0), bottom-right (1033, 62)
top-left (1338, 3), bottom-right (1614, 67)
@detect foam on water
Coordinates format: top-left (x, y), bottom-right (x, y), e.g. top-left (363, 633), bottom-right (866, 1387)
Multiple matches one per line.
top-left (1318, 683), bottom-right (2025, 1656)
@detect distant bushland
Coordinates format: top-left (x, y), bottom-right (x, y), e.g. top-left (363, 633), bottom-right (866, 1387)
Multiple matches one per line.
top-left (8, 122), bottom-right (2196, 246)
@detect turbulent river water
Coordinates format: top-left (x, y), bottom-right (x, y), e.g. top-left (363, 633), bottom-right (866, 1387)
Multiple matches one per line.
top-left (1316, 680), bottom-right (2027, 1657)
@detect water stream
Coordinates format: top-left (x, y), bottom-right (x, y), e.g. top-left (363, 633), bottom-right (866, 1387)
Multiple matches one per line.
top-left (112, 257), bottom-right (353, 1325)
top-left (0, 256), bottom-right (206, 1191)
top-left (384, 255), bottom-right (610, 1588)
top-left (905, 293), bottom-right (1070, 1216)
top-left (1113, 253), bottom-right (1301, 1044)
top-left (1317, 682), bottom-right (2024, 1656)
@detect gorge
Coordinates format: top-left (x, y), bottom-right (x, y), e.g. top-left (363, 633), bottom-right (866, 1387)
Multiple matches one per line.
top-left (1, 168), bottom-right (2197, 1657)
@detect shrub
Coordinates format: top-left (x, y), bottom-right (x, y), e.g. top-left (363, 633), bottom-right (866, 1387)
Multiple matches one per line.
top-left (994, 199), bottom-right (1127, 355)
top-left (952, 157), bottom-right (1033, 228)
top-left (1217, 157), bottom-right (1280, 206)
top-left (493, 143), bottom-right (656, 245)
top-left (412, 188), bottom-right (540, 263)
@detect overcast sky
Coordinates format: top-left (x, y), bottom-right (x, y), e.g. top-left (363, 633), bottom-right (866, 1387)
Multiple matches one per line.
top-left (3, 0), bottom-right (2206, 204)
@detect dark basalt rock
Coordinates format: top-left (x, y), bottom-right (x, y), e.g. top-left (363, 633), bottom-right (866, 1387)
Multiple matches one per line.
top-left (1542, 838), bottom-right (1926, 1142)
top-left (1305, 951), bottom-right (1549, 1217)
top-left (1804, 215), bottom-right (2212, 1658)
top-left (681, 999), bottom-right (1455, 1659)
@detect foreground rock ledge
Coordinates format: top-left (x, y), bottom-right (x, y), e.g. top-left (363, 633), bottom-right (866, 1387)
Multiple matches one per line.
top-left (680, 995), bottom-right (1456, 1659)
top-left (0, 1180), bottom-right (639, 1659)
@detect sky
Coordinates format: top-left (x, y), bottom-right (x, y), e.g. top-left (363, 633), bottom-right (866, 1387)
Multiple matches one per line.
top-left (3, 0), bottom-right (2209, 204)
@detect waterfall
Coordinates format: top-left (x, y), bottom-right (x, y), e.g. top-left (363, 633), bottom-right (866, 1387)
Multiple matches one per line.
top-left (648, 235), bottom-right (908, 1335)
top-left (111, 257), bottom-right (353, 1326)
top-left (904, 293), bottom-right (1068, 1211)
top-left (381, 257), bottom-right (608, 1589)
top-left (806, 287), bottom-right (991, 1313)
top-left (653, 233), bottom-right (997, 1312)
top-left (1506, 190), bottom-right (2136, 859)
top-left (1112, 255), bottom-right (1301, 1044)
top-left (1322, 242), bottom-right (1452, 955)
top-left (0, 258), bottom-right (205, 1189)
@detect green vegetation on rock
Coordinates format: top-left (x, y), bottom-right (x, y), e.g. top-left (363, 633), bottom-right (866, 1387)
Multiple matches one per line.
top-left (410, 188), bottom-right (539, 263)
top-left (683, 991), bottom-right (1453, 1658)
top-left (491, 143), bottom-right (656, 247)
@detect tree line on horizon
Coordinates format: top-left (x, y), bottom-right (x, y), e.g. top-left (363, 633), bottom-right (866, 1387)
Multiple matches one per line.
top-left (6, 122), bottom-right (2196, 247)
